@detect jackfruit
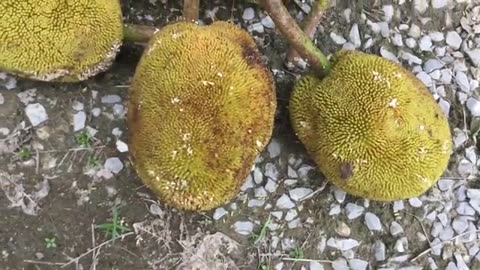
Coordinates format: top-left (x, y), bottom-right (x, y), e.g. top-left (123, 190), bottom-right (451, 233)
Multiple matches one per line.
top-left (0, 0), bottom-right (123, 82)
top-left (127, 21), bottom-right (276, 211)
top-left (290, 50), bottom-right (452, 201)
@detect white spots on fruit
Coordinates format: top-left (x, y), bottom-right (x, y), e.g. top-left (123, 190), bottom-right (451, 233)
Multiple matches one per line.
top-left (387, 98), bottom-right (398, 108)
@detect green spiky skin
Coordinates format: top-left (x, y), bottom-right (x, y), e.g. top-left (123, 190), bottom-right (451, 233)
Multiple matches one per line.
top-left (127, 21), bottom-right (276, 211)
top-left (0, 0), bottom-right (123, 82)
top-left (290, 50), bottom-right (452, 201)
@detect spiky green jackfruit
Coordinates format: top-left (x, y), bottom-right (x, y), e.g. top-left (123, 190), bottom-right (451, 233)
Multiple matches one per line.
top-left (127, 21), bottom-right (276, 211)
top-left (290, 50), bottom-right (452, 201)
top-left (0, 0), bottom-right (123, 82)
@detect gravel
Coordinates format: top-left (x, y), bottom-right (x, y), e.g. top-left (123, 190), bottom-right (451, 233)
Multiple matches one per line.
top-left (364, 212), bottom-right (382, 231)
top-left (104, 157), bottom-right (123, 174)
top-left (446, 31), bottom-right (463, 50)
top-left (345, 203), bottom-right (365, 219)
top-left (25, 103), bottom-right (48, 127)
top-left (233, 221), bottom-right (254, 235)
top-left (275, 194), bottom-right (295, 210)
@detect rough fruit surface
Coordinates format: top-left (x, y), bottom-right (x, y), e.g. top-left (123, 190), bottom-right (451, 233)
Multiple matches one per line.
top-left (127, 21), bottom-right (276, 211)
top-left (0, 0), bottom-right (123, 82)
top-left (290, 50), bottom-right (452, 201)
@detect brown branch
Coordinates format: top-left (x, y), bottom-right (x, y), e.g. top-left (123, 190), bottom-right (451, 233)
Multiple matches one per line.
top-left (184, 0), bottom-right (200, 22)
top-left (286, 0), bottom-right (328, 69)
top-left (260, 0), bottom-right (331, 76)
top-left (123, 24), bottom-right (159, 43)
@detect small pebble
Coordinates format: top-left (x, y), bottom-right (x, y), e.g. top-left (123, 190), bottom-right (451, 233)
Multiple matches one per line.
top-left (432, 0), bottom-right (448, 9)
top-left (91, 108), bottom-right (101, 117)
top-left (390, 221), bottom-right (404, 236)
top-left (365, 212), bottom-right (382, 231)
top-left (275, 194), bottom-right (295, 209)
top-left (446, 31), bottom-right (462, 50)
top-left (261, 16), bottom-right (275, 28)
top-left (72, 101), bottom-right (84, 111)
top-left (452, 216), bottom-right (469, 234)
top-left (334, 187), bottom-right (347, 203)
top-left (466, 49), bottom-right (480, 67)
top-left (310, 261), bottom-right (324, 270)
top-left (285, 209), bottom-right (297, 222)
top-left (330, 32), bottom-right (347, 45)
top-left (456, 71), bottom-right (470, 92)
top-left (264, 179), bottom-right (278, 193)
top-left (248, 199), bottom-right (265, 208)
top-left (233, 221), bottom-right (254, 235)
top-left (345, 203), bottom-right (365, 219)
top-left (329, 203), bottom-right (342, 215)
top-left (326, 238), bottom-right (359, 251)
top-left (73, 111), bottom-right (86, 132)
top-left (213, 207), bottom-right (227, 220)
top-left (349, 24), bottom-right (361, 48)
top-left (25, 103), bottom-right (48, 127)
top-left (430, 31), bottom-right (445, 42)
top-left (408, 197), bottom-right (423, 208)
top-left (466, 97), bottom-right (480, 117)
top-left (374, 240), bottom-right (386, 261)
top-left (349, 259), bottom-right (368, 270)
top-left (104, 157), bottom-right (123, 174)
top-left (242, 7), bottom-right (255, 20)
top-left (289, 187), bottom-right (313, 201)
top-left (419, 36), bottom-right (432, 51)
top-left (424, 59), bottom-right (445, 73)
top-left (116, 140), bottom-right (128, 153)
top-left (101, 95), bottom-right (121, 104)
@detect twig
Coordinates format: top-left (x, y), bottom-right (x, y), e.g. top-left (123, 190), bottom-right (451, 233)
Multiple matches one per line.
top-left (282, 258), bottom-right (333, 264)
top-left (411, 229), bottom-right (480, 262)
top-left (286, 0), bottom-right (329, 69)
top-left (401, 211), bottom-right (432, 246)
top-left (90, 222), bottom-right (97, 270)
top-left (61, 232), bottom-right (135, 268)
top-left (260, 0), bottom-right (331, 77)
top-left (24, 260), bottom-right (65, 266)
top-left (123, 24), bottom-right (159, 43)
top-left (184, 0), bottom-right (200, 22)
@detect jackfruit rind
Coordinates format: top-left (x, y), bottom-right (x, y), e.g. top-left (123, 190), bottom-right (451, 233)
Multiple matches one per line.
top-left (0, 0), bottom-right (123, 82)
top-left (127, 21), bottom-right (276, 211)
top-left (290, 50), bottom-right (452, 201)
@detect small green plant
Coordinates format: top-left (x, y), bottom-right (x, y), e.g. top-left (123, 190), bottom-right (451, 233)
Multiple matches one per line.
top-left (75, 131), bottom-right (93, 148)
top-left (251, 214), bottom-right (271, 246)
top-left (44, 237), bottom-right (56, 249)
top-left (18, 147), bottom-right (32, 159)
top-left (289, 247), bottom-right (304, 259)
top-left (87, 155), bottom-right (101, 168)
top-left (95, 207), bottom-right (130, 243)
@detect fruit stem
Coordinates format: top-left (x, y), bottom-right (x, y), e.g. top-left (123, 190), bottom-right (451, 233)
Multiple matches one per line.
top-left (184, 0), bottom-right (200, 22)
top-left (286, 0), bottom-right (328, 69)
top-left (123, 24), bottom-right (159, 43)
top-left (261, 0), bottom-right (331, 77)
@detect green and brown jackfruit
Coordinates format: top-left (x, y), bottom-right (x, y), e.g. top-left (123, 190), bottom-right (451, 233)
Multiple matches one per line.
top-left (127, 21), bottom-right (276, 211)
top-left (0, 0), bottom-right (123, 82)
top-left (290, 50), bottom-right (452, 201)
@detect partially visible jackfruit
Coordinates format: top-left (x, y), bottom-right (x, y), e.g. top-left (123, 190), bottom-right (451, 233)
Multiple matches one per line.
top-left (290, 50), bottom-right (452, 201)
top-left (127, 21), bottom-right (276, 211)
top-left (0, 0), bottom-right (123, 82)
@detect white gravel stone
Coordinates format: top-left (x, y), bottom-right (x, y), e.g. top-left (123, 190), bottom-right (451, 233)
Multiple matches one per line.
top-left (264, 179), bottom-right (278, 193)
top-left (213, 207), bottom-right (227, 220)
top-left (408, 24), bottom-right (421, 38)
top-left (285, 209), bottom-right (297, 221)
top-left (0, 127), bottom-right (9, 136)
top-left (254, 187), bottom-right (268, 198)
top-left (454, 253), bottom-right (469, 270)
top-left (275, 194), bottom-right (295, 209)
top-left (438, 98), bottom-right (450, 116)
top-left (374, 240), bottom-right (386, 261)
top-left (466, 97), bottom-right (480, 117)
top-left (446, 31), bottom-right (462, 50)
top-left (452, 217), bottom-right (469, 234)
top-left (330, 32), bottom-right (347, 45)
top-left (25, 103), bottom-right (48, 127)
top-left (379, 22), bottom-right (390, 37)
top-left (101, 95), bottom-right (121, 104)
top-left (400, 51), bottom-right (422, 65)
top-left (267, 139), bottom-right (281, 158)
top-left (414, 0), bottom-right (428, 13)
top-left (248, 199), bottom-right (265, 207)
top-left (116, 140), bottom-right (128, 153)
top-left (439, 226), bottom-right (455, 240)
top-left (233, 221), bottom-right (254, 235)
top-left (72, 101), bottom-right (84, 111)
top-left (240, 175), bottom-right (254, 191)
top-left (345, 203), bottom-right (364, 219)
top-left (392, 33), bottom-right (404, 46)
top-left (253, 168), bottom-right (263, 184)
top-left (334, 187), bottom-right (347, 203)
top-left (393, 200), bottom-right (405, 212)
top-left (289, 187), bottom-right (313, 201)
top-left (247, 23), bottom-right (264, 33)
top-left (380, 47), bottom-right (398, 62)
top-left (113, 104), bottom-right (124, 116)
top-left (261, 16), bottom-right (275, 28)
top-left (287, 166), bottom-right (298, 178)
top-left (430, 31), bottom-right (445, 42)
top-left (419, 36), bottom-right (433, 51)
top-left (326, 238), bottom-right (359, 251)
top-left (73, 111), bottom-right (86, 132)
top-left (416, 72), bottom-right (433, 87)
top-left (382, 5), bottom-right (394, 22)
top-left (264, 162), bottom-right (279, 180)
top-left (405, 38), bottom-right (417, 48)
top-left (349, 259), bottom-right (368, 270)
top-left (332, 258), bottom-right (349, 270)
top-left (437, 212), bottom-right (449, 227)
top-left (456, 71), bottom-right (470, 92)
top-left (104, 157), bottom-right (123, 174)
top-left (329, 203), bottom-right (341, 216)
top-left (438, 179), bottom-right (455, 191)
top-left (365, 212), bottom-right (382, 231)
top-left (408, 197), bottom-right (423, 208)
top-left (91, 108), bottom-right (101, 117)
top-left (242, 7), bottom-right (255, 20)
top-left (310, 261), bottom-right (324, 270)
top-left (287, 218), bottom-right (301, 229)
top-left (432, 0), bottom-right (448, 9)
top-left (390, 221), bottom-right (404, 236)
top-left (424, 59), bottom-right (445, 73)
top-left (466, 49), bottom-right (480, 67)
top-left (456, 202), bottom-right (475, 216)
top-left (349, 24), bottom-right (361, 48)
